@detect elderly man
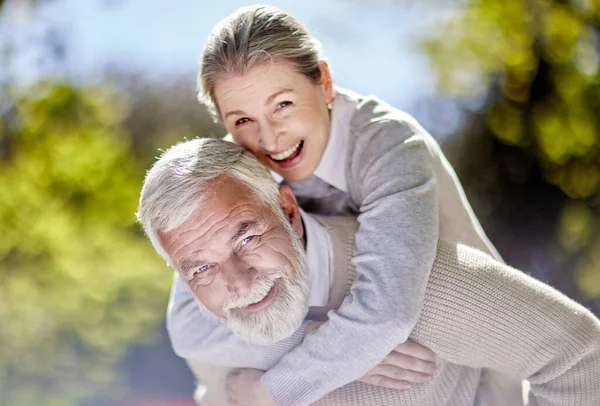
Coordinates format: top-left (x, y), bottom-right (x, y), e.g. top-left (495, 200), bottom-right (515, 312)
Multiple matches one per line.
top-left (138, 138), bottom-right (600, 406)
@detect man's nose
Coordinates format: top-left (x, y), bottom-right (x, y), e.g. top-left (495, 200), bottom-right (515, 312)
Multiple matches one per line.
top-left (220, 256), bottom-right (256, 295)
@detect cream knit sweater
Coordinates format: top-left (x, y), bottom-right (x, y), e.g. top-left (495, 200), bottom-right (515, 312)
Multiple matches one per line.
top-left (186, 214), bottom-right (600, 405)
top-left (310, 215), bottom-right (600, 406)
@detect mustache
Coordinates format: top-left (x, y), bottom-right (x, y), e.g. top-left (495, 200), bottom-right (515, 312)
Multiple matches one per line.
top-left (222, 269), bottom-right (286, 311)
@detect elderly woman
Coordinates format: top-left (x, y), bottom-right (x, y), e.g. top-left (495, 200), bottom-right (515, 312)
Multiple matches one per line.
top-left (167, 5), bottom-right (520, 405)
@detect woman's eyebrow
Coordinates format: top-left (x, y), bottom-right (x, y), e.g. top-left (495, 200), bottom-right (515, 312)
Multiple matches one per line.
top-left (265, 88), bottom-right (294, 106)
top-left (223, 109), bottom-right (246, 120)
top-left (231, 220), bottom-right (259, 242)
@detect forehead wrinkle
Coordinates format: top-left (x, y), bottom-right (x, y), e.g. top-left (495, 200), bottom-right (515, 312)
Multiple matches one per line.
top-left (171, 203), bottom-right (262, 260)
top-left (219, 77), bottom-right (267, 112)
top-left (171, 209), bottom-right (220, 246)
top-left (176, 200), bottom-right (249, 245)
top-left (168, 210), bottom-right (222, 259)
top-left (219, 63), bottom-right (296, 111)
top-left (167, 215), bottom-right (220, 263)
top-left (198, 204), bottom-right (259, 242)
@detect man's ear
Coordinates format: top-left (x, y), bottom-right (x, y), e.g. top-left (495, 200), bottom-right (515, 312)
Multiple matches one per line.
top-left (279, 185), bottom-right (303, 241)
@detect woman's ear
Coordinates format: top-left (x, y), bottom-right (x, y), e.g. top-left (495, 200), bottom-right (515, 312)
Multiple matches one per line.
top-left (279, 185), bottom-right (303, 241)
top-left (319, 61), bottom-right (334, 105)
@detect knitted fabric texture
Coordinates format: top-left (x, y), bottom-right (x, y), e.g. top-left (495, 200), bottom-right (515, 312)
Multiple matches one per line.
top-left (310, 215), bottom-right (600, 406)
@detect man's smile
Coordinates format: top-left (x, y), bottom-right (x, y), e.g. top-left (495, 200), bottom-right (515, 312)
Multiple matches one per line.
top-left (237, 278), bottom-right (280, 314)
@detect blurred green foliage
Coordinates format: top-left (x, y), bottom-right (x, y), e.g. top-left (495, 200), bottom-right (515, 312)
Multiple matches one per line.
top-left (422, 0), bottom-right (600, 301)
top-left (0, 81), bottom-right (171, 405)
top-left (423, 0), bottom-right (600, 198)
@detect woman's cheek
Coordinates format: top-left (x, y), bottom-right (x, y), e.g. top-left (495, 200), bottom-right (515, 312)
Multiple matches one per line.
top-left (291, 113), bottom-right (318, 141)
top-left (236, 134), bottom-right (265, 160)
top-left (230, 131), bottom-right (248, 148)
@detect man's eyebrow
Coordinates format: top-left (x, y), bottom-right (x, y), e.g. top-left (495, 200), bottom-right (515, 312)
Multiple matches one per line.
top-left (265, 88), bottom-right (294, 106)
top-left (179, 259), bottom-right (204, 274)
top-left (231, 220), bottom-right (259, 242)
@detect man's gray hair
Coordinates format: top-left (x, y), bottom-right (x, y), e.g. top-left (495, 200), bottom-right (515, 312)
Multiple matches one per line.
top-left (199, 4), bottom-right (324, 119)
top-left (137, 138), bottom-right (281, 267)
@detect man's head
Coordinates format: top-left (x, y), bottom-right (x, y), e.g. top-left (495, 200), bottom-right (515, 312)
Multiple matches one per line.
top-left (137, 138), bottom-right (309, 344)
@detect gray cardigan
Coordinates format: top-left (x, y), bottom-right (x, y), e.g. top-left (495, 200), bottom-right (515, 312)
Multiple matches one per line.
top-left (167, 88), bottom-right (504, 405)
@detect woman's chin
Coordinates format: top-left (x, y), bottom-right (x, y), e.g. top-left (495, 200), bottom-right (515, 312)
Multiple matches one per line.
top-left (269, 161), bottom-right (317, 183)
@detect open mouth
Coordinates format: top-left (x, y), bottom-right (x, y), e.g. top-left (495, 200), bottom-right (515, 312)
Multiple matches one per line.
top-left (267, 140), bottom-right (304, 169)
top-left (242, 280), bottom-right (279, 313)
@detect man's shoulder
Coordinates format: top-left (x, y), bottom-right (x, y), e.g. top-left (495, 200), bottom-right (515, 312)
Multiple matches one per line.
top-left (310, 214), bottom-right (359, 237)
top-left (430, 241), bottom-right (509, 284)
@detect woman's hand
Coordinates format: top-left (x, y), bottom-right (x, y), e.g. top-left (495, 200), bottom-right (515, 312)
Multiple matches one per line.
top-left (305, 321), bottom-right (436, 390)
top-left (358, 339), bottom-right (436, 389)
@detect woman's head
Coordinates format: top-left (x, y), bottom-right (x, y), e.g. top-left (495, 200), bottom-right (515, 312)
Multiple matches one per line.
top-left (199, 5), bottom-right (334, 181)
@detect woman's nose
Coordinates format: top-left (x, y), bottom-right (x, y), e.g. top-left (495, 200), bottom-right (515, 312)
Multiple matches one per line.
top-left (259, 123), bottom-right (282, 152)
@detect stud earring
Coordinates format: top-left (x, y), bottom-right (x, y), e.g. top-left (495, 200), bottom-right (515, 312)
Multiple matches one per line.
top-left (327, 101), bottom-right (333, 110)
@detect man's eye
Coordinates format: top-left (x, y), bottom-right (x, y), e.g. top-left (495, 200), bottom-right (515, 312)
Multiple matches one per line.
top-left (276, 101), bottom-right (292, 111)
top-left (235, 117), bottom-right (251, 126)
top-left (195, 264), bottom-right (210, 275)
top-left (241, 235), bottom-right (255, 246)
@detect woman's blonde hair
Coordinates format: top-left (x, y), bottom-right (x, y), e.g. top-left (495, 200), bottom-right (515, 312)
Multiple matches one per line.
top-left (198, 5), bottom-right (324, 119)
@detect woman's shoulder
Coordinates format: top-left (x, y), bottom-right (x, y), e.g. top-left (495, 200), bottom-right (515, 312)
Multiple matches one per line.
top-left (336, 86), bottom-right (413, 124)
top-left (350, 92), bottom-right (421, 133)
top-left (341, 90), bottom-right (445, 180)
top-left (342, 90), bottom-right (434, 154)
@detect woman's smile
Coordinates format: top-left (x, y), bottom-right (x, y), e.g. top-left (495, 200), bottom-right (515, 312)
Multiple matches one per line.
top-left (214, 60), bottom-right (333, 182)
top-left (266, 140), bottom-right (306, 169)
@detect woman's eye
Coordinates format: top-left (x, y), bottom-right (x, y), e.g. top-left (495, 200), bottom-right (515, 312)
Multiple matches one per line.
top-left (241, 235), bottom-right (255, 246)
top-left (235, 117), bottom-right (251, 126)
top-left (276, 101), bottom-right (292, 111)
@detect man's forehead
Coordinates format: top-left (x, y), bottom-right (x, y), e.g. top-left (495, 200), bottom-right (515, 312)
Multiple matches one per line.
top-left (167, 202), bottom-right (268, 260)
top-left (176, 203), bottom-right (262, 245)
top-left (172, 215), bottom-right (266, 273)
top-left (175, 217), bottom-right (258, 267)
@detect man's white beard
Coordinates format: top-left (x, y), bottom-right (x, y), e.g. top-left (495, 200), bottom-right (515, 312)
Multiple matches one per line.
top-left (222, 220), bottom-right (310, 345)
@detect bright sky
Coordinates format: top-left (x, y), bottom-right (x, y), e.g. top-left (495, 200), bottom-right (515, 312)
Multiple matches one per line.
top-left (2, 0), bottom-right (446, 110)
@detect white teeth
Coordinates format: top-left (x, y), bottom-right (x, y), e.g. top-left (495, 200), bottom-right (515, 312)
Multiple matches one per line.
top-left (270, 141), bottom-right (301, 161)
top-left (223, 274), bottom-right (282, 311)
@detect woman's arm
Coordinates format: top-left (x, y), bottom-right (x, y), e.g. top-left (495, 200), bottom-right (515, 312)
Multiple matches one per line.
top-left (261, 118), bottom-right (439, 405)
top-left (169, 272), bottom-right (436, 404)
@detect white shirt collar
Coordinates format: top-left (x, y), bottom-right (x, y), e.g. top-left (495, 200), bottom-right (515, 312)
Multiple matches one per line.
top-left (313, 87), bottom-right (361, 193)
top-left (300, 208), bottom-right (333, 307)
